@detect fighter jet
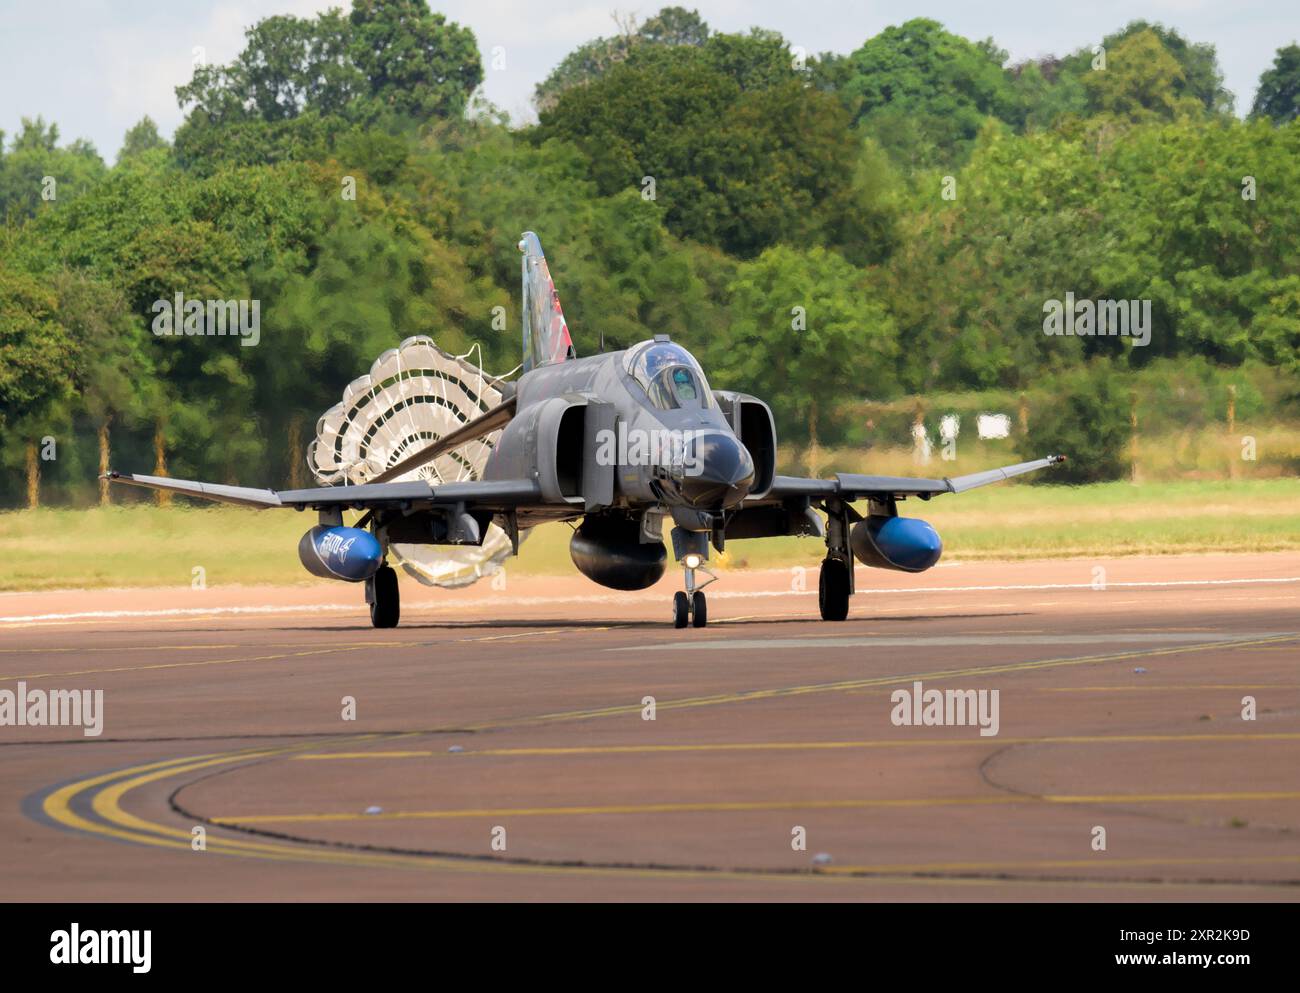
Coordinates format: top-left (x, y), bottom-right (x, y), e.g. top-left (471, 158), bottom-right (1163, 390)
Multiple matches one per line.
top-left (107, 233), bottom-right (1064, 629)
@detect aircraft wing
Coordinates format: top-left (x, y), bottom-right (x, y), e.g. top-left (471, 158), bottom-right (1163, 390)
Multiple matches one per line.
top-left (104, 472), bottom-right (543, 512)
top-left (758, 455), bottom-right (1066, 503)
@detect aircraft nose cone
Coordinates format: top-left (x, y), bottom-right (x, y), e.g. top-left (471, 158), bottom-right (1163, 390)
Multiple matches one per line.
top-left (678, 434), bottom-right (754, 509)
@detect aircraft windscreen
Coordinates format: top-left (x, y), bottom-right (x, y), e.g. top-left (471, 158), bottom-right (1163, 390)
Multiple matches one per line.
top-left (670, 367), bottom-right (697, 400)
top-left (624, 341), bottom-right (713, 410)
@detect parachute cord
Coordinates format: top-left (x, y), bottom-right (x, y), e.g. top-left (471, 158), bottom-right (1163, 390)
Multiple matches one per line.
top-left (453, 341), bottom-right (523, 384)
top-left (456, 343), bottom-right (486, 395)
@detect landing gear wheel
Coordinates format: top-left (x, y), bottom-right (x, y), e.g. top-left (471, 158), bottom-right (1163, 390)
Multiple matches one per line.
top-left (369, 565), bottom-right (400, 629)
top-left (819, 558), bottom-right (850, 621)
top-left (673, 591), bottom-right (690, 628)
top-left (691, 590), bottom-right (708, 628)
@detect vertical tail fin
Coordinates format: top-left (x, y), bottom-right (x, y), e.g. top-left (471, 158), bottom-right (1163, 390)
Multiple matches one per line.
top-left (519, 231), bottom-right (575, 372)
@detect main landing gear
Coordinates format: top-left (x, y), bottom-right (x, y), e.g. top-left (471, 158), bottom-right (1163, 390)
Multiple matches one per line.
top-left (819, 497), bottom-right (854, 622)
top-left (367, 564), bottom-right (400, 629)
top-left (673, 556), bottom-right (714, 629)
top-left (818, 556), bottom-right (850, 621)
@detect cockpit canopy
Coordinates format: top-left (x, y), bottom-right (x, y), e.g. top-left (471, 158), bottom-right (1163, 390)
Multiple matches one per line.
top-left (623, 339), bottom-right (713, 411)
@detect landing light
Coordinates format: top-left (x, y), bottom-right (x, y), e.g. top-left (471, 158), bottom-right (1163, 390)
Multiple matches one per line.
top-left (684, 553), bottom-right (703, 570)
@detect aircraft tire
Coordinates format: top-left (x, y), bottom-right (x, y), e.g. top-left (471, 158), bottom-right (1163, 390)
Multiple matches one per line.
top-left (370, 565), bottom-right (400, 629)
top-left (673, 591), bottom-right (689, 628)
top-left (691, 590), bottom-right (708, 628)
top-left (819, 558), bottom-right (850, 621)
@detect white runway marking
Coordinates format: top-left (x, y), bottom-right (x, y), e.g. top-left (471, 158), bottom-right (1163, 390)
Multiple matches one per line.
top-left (615, 632), bottom-right (1298, 652)
top-left (2, 575), bottom-right (1295, 626)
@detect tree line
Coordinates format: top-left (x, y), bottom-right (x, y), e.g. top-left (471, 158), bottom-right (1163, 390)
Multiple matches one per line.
top-left (2, 1), bottom-right (1298, 503)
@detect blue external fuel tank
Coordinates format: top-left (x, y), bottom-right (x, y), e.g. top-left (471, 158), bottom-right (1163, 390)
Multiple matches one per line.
top-left (850, 516), bottom-right (943, 573)
top-left (297, 526), bottom-right (384, 582)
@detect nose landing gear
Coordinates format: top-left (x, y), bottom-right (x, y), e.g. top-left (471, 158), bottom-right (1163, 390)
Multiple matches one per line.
top-left (673, 558), bottom-right (714, 628)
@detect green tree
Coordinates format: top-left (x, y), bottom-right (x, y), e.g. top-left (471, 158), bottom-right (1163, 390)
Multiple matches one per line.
top-left (117, 117), bottom-right (168, 162)
top-left (0, 268), bottom-right (75, 505)
top-left (1017, 365), bottom-right (1130, 483)
top-left (1251, 43), bottom-right (1300, 123)
top-left (0, 268), bottom-right (73, 430)
top-left (1097, 118), bottom-right (1300, 367)
top-left (1016, 22), bottom-right (1230, 131)
top-left (407, 120), bottom-right (734, 369)
top-left (879, 124), bottom-right (1113, 391)
top-left (348, 0), bottom-right (483, 122)
top-left (536, 52), bottom-right (861, 257)
top-left (1009, 58), bottom-right (1087, 131)
top-left (173, 0), bottom-right (481, 172)
top-left (175, 10), bottom-right (358, 125)
top-left (48, 271), bottom-right (156, 499)
top-left (710, 245), bottom-right (897, 446)
top-left (837, 19), bottom-right (1020, 168)
top-left (0, 118), bottom-right (106, 220)
top-left (637, 6), bottom-right (710, 47)
top-left (1081, 29), bottom-right (1204, 123)
top-left (533, 6), bottom-right (710, 111)
top-left (1076, 21), bottom-right (1232, 115)
top-left (697, 28), bottom-right (797, 90)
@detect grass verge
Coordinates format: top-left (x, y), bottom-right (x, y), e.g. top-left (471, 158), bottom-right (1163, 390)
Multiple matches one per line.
top-left (2, 478), bottom-right (1297, 592)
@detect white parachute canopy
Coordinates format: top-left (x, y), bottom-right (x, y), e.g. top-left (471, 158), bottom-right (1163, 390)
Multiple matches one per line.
top-left (307, 335), bottom-right (525, 588)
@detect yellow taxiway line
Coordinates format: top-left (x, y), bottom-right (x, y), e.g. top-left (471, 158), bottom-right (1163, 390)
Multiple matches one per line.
top-left (290, 731), bottom-right (1300, 762)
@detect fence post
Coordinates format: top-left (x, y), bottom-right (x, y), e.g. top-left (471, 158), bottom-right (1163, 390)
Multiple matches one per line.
top-left (154, 422), bottom-right (171, 507)
top-left (98, 418), bottom-right (112, 506)
top-left (1227, 384), bottom-right (1238, 480)
top-left (1129, 390), bottom-right (1139, 484)
top-left (25, 440), bottom-right (39, 510)
top-left (289, 413), bottom-right (305, 489)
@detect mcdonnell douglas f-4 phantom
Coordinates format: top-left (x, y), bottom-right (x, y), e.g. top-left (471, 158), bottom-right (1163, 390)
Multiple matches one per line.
top-left (107, 233), bottom-right (1064, 629)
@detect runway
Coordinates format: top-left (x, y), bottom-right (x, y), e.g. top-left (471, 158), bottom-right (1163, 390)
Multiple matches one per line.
top-left (2, 552), bottom-right (1298, 901)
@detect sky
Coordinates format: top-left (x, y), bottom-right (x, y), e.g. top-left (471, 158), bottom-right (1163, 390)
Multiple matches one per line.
top-left (0, 0), bottom-right (1296, 160)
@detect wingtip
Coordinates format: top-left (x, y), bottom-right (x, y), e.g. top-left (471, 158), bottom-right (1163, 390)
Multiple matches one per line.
top-left (1050, 454), bottom-right (1068, 465)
